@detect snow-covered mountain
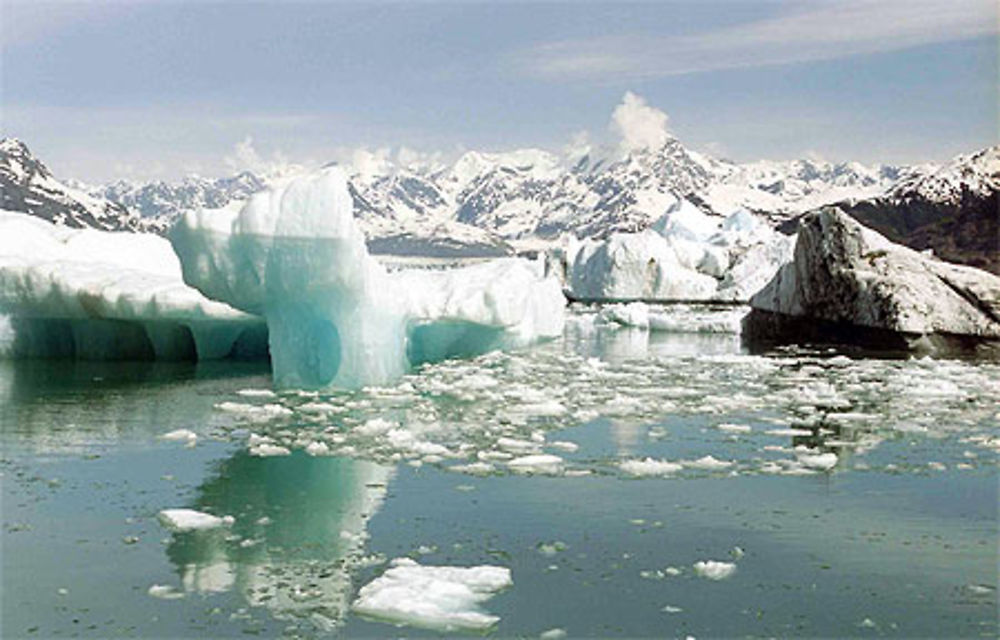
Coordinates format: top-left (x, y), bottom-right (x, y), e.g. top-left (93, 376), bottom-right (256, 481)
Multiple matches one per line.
top-left (99, 172), bottom-right (267, 221)
top-left (12, 130), bottom-right (994, 267)
top-left (87, 132), bottom-right (912, 247)
top-left (697, 156), bottom-right (912, 220)
top-left (0, 138), bottom-right (161, 233)
top-left (838, 145), bottom-right (999, 274)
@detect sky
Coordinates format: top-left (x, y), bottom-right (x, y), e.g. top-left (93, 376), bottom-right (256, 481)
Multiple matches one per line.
top-left (1, 0), bottom-right (997, 183)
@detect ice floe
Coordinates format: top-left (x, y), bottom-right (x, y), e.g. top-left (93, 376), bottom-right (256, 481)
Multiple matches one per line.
top-left (619, 458), bottom-right (683, 476)
top-left (693, 560), bottom-right (737, 580)
top-left (157, 509), bottom-right (234, 532)
top-left (351, 557), bottom-right (512, 631)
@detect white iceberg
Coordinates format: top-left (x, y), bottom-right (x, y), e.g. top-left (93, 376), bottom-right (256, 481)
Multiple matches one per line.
top-left (351, 557), bottom-right (512, 631)
top-left (561, 200), bottom-right (793, 303)
top-left (745, 207), bottom-right (1000, 355)
top-left (157, 508), bottom-right (234, 532)
top-left (170, 168), bottom-right (564, 389)
top-left (0, 211), bottom-right (265, 360)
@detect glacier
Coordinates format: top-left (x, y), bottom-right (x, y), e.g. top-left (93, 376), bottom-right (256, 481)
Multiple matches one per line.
top-left (169, 168), bottom-right (565, 389)
top-left (559, 198), bottom-right (794, 303)
top-left (0, 211), bottom-right (266, 360)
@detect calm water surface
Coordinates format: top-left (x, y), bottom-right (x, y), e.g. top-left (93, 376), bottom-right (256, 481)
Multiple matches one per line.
top-left (2, 310), bottom-right (997, 638)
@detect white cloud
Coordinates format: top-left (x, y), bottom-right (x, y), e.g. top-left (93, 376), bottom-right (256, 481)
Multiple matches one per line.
top-left (518, 0), bottom-right (998, 80)
top-left (610, 92), bottom-right (670, 152)
top-left (563, 130), bottom-right (593, 164)
top-left (223, 136), bottom-right (303, 178)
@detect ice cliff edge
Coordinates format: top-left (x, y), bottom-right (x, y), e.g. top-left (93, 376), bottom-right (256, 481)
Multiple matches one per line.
top-left (170, 168), bottom-right (565, 389)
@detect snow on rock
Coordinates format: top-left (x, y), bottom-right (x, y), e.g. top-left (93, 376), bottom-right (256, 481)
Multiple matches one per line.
top-left (170, 168), bottom-right (565, 389)
top-left (351, 557), bottom-right (512, 631)
top-left (157, 509), bottom-right (234, 532)
top-left (0, 211), bottom-right (265, 361)
top-left (562, 201), bottom-right (792, 303)
top-left (745, 207), bottom-right (1000, 355)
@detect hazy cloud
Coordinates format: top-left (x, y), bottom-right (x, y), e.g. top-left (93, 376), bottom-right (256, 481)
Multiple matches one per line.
top-left (518, 0), bottom-right (998, 80)
top-left (610, 92), bottom-right (671, 152)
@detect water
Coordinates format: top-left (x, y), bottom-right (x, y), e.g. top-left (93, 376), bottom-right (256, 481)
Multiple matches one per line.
top-left (2, 308), bottom-right (998, 637)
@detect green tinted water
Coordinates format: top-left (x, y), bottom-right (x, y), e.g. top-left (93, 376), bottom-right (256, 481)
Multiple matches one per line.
top-left (1, 323), bottom-right (997, 638)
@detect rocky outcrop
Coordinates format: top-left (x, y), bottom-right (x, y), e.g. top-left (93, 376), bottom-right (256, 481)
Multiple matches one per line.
top-left (838, 146), bottom-right (999, 275)
top-left (744, 207), bottom-right (1000, 356)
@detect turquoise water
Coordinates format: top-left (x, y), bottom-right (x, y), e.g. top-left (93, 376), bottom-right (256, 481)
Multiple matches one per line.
top-left (2, 314), bottom-right (998, 638)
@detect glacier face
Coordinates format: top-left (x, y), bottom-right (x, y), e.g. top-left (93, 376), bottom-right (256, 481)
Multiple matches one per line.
top-left (0, 211), bottom-right (265, 360)
top-left (170, 168), bottom-right (565, 389)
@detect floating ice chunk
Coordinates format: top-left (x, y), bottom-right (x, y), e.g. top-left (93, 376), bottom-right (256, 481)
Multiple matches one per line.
top-left (507, 454), bottom-right (564, 475)
top-left (764, 428), bottom-right (814, 437)
top-left (797, 452), bottom-right (838, 471)
top-left (160, 429), bottom-right (197, 442)
top-left (619, 458), bottom-right (683, 476)
top-left (147, 584), bottom-right (185, 600)
top-left (305, 441), bottom-right (330, 456)
top-left (298, 401), bottom-right (341, 413)
top-left (497, 437), bottom-right (541, 454)
top-left (693, 560), bottom-right (736, 580)
top-left (0, 211), bottom-right (265, 361)
top-left (351, 557), bottom-right (512, 631)
top-left (548, 440), bottom-right (579, 453)
top-left (716, 423), bottom-right (751, 434)
top-left (157, 509), bottom-right (234, 532)
top-left (540, 628), bottom-right (568, 639)
top-left (170, 168), bottom-right (564, 389)
top-left (537, 541), bottom-right (568, 557)
top-left (662, 605), bottom-right (683, 613)
top-left (927, 461), bottom-right (946, 471)
top-left (597, 302), bottom-right (650, 329)
top-left (236, 388), bottom-right (276, 398)
top-left (450, 462), bottom-right (496, 476)
top-left (215, 401), bottom-right (292, 421)
top-left (250, 443), bottom-right (291, 457)
top-left (682, 455), bottom-right (734, 471)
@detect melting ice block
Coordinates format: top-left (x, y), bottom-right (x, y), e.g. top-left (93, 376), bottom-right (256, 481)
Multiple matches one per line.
top-left (170, 168), bottom-right (565, 389)
top-left (0, 211), bottom-right (265, 360)
top-left (351, 558), bottom-right (512, 631)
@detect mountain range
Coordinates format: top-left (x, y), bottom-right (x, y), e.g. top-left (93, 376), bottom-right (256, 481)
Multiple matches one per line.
top-left (1, 135), bottom-right (996, 270)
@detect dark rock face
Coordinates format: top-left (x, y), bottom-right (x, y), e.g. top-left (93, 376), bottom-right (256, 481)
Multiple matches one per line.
top-left (744, 207), bottom-right (1000, 356)
top-left (839, 146), bottom-right (999, 275)
top-left (842, 189), bottom-right (998, 275)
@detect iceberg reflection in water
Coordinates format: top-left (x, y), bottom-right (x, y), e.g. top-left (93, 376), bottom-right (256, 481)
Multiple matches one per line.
top-left (162, 451), bottom-right (391, 630)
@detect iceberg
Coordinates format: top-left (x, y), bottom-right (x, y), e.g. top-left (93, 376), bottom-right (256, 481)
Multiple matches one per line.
top-left (0, 211), bottom-right (266, 360)
top-left (744, 207), bottom-right (1000, 355)
top-left (561, 199), bottom-right (794, 303)
top-left (351, 557), bottom-right (512, 631)
top-left (170, 168), bottom-right (564, 389)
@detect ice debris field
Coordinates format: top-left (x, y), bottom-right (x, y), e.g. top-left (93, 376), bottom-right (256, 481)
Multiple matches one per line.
top-left (197, 316), bottom-right (999, 482)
